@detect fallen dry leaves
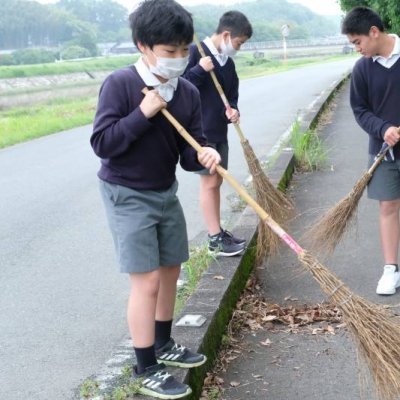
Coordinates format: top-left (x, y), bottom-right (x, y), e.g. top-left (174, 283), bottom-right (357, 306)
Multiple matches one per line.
top-left (200, 276), bottom-right (344, 400)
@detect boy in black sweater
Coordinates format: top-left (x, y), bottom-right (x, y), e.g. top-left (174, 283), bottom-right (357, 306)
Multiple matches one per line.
top-left (342, 7), bottom-right (400, 295)
top-left (184, 11), bottom-right (253, 257)
top-left (91, 1), bottom-right (220, 398)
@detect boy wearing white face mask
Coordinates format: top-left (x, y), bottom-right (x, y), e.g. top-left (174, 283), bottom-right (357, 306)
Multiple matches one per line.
top-left (183, 11), bottom-right (253, 257)
top-left (90, 1), bottom-right (220, 398)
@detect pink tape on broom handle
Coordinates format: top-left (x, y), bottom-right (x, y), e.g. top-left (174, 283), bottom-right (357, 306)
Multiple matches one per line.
top-left (192, 34), bottom-right (246, 142)
top-left (142, 87), bottom-right (305, 256)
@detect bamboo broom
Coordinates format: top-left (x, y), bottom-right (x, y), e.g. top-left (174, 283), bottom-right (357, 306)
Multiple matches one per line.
top-left (192, 34), bottom-right (293, 261)
top-left (305, 141), bottom-right (394, 255)
top-left (143, 87), bottom-right (400, 399)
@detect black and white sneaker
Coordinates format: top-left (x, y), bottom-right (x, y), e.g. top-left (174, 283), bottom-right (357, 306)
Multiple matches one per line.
top-left (156, 339), bottom-right (207, 368)
top-left (208, 231), bottom-right (245, 257)
top-left (132, 363), bottom-right (192, 399)
top-left (220, 228), bottom-right (246, 246)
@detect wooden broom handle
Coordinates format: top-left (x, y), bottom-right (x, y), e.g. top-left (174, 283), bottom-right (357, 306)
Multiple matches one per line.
top-left (141, 87), bottom-right (304, 255)
top-left (192, 34), bottom-right (246, 143)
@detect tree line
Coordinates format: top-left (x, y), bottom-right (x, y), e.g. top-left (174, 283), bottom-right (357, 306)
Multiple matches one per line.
top-left (0, 0), bottom-right (129, 52)
top-left (0, 0), bottom-right (341, 52)
top-left (339, 0), bottom-right (400, 33)
top-left (3, 0), bottom-right (399, 57)
top-left (9, 0), bottom-right (400, 67)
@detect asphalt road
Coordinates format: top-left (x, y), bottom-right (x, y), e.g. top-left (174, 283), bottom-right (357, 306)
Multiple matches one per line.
top-left (0, 57), bottom-right (356, 400)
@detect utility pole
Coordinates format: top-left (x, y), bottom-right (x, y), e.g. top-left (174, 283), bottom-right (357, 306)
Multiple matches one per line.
top-left (281, 24), bottom-right (290, 63)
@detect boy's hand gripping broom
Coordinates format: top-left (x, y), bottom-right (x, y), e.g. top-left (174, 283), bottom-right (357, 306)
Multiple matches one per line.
top-left (143, 87), bottom-right (400, 400)
top-left (193, 35), bottom-right (293, 261)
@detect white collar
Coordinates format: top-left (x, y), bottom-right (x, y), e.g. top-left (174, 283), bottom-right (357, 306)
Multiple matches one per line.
top-left (203, 37), bottom-right (219, 56)
top-left (203, 36), bottom-right (228, 66)
top-left (373, 34), bottom-right (400, 62)
top-left (134, 57), bottom-right (178, 101)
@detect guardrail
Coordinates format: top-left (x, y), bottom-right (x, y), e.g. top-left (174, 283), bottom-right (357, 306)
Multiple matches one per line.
top-left (242, 37), bottom-right (350, 50)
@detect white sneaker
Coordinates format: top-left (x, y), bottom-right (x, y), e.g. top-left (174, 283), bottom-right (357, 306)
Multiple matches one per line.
top-left (376, 265), bottom-right (400, 295)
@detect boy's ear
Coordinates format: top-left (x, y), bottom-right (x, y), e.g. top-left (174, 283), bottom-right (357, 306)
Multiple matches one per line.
top-left (136, 42), bottom-right (147, 53)
top-left (221, 30), bottom-right (231, 40)
top-left (369, 26), bottom-right (380, 38)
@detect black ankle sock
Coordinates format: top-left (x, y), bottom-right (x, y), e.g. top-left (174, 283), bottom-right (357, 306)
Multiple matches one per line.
top-left (134, 345), bottom-right (157, 375)
top-left (155, 320), bottom-right (173, 350)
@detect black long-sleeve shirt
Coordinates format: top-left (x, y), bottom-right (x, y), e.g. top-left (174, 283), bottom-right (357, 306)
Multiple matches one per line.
top-left (91, 66), bottom-right (207, 190)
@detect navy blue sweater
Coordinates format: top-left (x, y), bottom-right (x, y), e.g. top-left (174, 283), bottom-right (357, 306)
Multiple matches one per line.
top-left (91, 66), bottom-right (207, 190)
top-left (183, 42), bottom-right (239, 144)
top-left (350, 57), bottom-right (400, 157)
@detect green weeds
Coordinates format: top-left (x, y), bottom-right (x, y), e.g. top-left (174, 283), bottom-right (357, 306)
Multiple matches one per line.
top-left (79, 379), bottom-right (100, 399)
top-left (175, 244), bottom-right (216, 314)
top-left (289, 119), bottom-right (328, 171)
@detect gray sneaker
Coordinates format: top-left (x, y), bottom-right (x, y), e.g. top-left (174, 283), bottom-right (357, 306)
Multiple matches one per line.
top-left (208, 231), bottom-right (245, 256)
top-left (156, 338), bottom-right (207, 368)
top-left (220, 228), bottom-right (246, 245)
top-left (132, 363), bottom-right (192, 399)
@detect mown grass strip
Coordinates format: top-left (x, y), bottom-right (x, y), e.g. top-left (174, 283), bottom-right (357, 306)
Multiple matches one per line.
top-left (0, 97), bottom-right (97, 148)
top-left (0, 54), bottom-right (355, 149)
top-left (0, 55), bottom-right (139, 79)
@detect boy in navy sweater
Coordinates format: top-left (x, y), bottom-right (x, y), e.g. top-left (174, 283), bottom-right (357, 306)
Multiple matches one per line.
top-left (342, 7), bottom-right (400, 295)
top-left (91, 1), bottom-right (220, 398)
top-left (183, 11), bottom-right (253, 257)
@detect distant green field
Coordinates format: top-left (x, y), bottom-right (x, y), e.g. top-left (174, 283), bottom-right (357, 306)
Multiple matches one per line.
top-left (0, 52), bottom-right (353, 80)
top-left (236, 52), bottom-right (354, 79)
top-left (0, 53), bottom-right (355, 149)
top-left (0, 97), bottom-right (97, 148)
top-left (0, 55), bottom-right (139, 79)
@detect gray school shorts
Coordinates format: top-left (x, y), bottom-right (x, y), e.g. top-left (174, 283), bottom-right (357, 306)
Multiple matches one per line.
top-left (99, 179), bottom-right (189, 273)
top-left (196, 142), bottom-right (229, 175)
top-left (367, 155), bottom-right (400, 201)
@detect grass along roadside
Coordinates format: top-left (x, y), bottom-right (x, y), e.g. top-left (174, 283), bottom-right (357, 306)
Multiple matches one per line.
top-left (289, 119), bottom-right (328, 171)
top-left (175, 244), bottom-right (216, 315)
top-left (0, 96), bottom-right (97, 148)
top-left (0, 55), bottom-right (138, 79)
top-left (0, 53), bottom-right (354, 149)
top-left (236, 53), bottom-right (354, 80)
top-left (0, 52), bottom-right (353, 81)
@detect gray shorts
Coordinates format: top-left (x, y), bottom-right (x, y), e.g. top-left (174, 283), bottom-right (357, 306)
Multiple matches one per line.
top-left (367, 155), bottom-right (400, 201)
top-left (99, 180), bottom-right (189, 273)
top-left (196, 142), bottom-right (229, 175)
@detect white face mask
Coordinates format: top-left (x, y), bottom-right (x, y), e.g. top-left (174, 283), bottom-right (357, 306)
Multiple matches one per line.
top-left (148, 53), bottom-right (189, 80)
top-left (220, 36), bottom-right (237, 57)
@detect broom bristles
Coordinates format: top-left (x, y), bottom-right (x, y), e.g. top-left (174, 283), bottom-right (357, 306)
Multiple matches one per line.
top-left (241, 139), bottom-right (294, 260)
top-left (304, 172), bottom-right (372, 255)
top-left (300, 251), bottom-right (400, 400)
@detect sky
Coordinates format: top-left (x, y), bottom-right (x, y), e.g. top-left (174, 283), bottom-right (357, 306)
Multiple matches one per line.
top-left (37, 0), bottom-right (343, 16)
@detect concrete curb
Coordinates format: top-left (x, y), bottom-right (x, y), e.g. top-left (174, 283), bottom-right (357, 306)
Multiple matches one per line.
top-left (76, 70), bottom-right (351, 400)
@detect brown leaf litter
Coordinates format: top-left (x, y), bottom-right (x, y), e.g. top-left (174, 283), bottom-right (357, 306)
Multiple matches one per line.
top-left (200, 276), bottom-right (344, 400)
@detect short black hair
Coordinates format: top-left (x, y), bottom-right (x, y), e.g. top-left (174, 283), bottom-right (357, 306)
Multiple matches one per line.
top-left (129, 0), bottom-right (193, 48)
top-left (341, 6), bottom-right (385, 35)
top-left (216, 11), bottom-right (253, 39)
